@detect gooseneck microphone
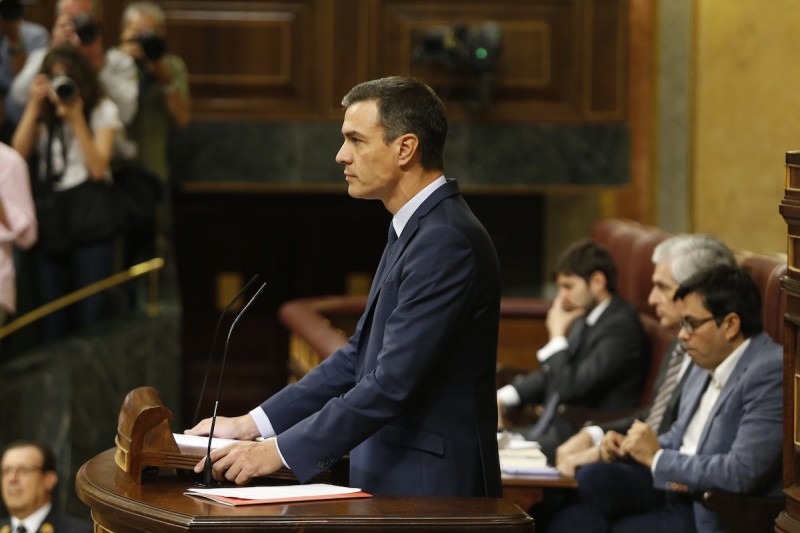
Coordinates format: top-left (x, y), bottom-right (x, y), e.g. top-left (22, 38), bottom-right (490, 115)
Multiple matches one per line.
top-left (201, 281), bottom-right (268, 486)
top-left (192, 274), bottom-right (262, 427)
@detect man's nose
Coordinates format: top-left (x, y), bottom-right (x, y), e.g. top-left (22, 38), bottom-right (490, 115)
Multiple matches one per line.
top-left (335, 143), bottom-right (350, 165)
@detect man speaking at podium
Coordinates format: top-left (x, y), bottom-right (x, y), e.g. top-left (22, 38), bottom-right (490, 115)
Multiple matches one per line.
top-left (187, 76), bottom-right (503, 498)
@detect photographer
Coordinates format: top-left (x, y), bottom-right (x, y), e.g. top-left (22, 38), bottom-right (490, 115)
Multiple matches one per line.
top-left (105, 2), bottom-right (189, 311)
top-left (8, 0), bottom-right (123, 123)
top-left (11, 44), bottom-right (122, 339)
top-left (112, 0), bottom-right (190, 180)
top-left (0, 0), bottom-right (48, 129)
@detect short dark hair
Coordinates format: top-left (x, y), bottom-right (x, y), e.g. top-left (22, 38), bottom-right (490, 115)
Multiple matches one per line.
top-left (2, 440), bottom-right (57, 473)
top-left (341, 76), bottom-right (447, 171)
top-left (553, 239), bottom-right (617, 293)
top-left (674, 265), bottom-right (763, 338)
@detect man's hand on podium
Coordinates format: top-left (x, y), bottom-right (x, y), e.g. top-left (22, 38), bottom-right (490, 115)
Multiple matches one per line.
top-left (186, 414), bottom-right (281, 485)
top-left (193, 439), bottom-right (283, 485)
top-left (185, 414), bottom-right (261, 440)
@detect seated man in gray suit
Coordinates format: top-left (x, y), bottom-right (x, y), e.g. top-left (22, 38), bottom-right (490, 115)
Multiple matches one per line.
top-left (497, 239), bottom-right (648, 461)
top-left (548, 265), bottom-right (783, 533)
top-left (555, 234), bottom-right (736, 476)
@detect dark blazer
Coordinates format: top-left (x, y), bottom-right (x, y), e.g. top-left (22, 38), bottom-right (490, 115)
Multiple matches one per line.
top-left (513, 295), bottom-right (648, 411)
top-left (601, 339), bottom-right (691, 435)
top-left (510, 295), bottom-right (647, 460)
top-left (656, 332), bottom-right (783, 533)
top-left (262, 179), bottom-right (503, 497)
top-left (0, 508), bottom-right (93, 533)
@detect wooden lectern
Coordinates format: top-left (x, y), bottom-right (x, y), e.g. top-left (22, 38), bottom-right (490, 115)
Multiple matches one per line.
top-left (114, 386), bottom-right (198, 487)
top-left (76, 387), bottom-right (535, 532)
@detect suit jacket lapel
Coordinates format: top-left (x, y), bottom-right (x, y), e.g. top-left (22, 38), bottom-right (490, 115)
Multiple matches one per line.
top-left (696, 333), bottom-right (764, 450)
top-left (364, 179), bottom-right (460, 312)
top-left (568, 296), bottom-right (619, 358)
top-left (672, 365), bottom-right (709, 444)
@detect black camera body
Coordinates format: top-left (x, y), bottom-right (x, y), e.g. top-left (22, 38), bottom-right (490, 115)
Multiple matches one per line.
top-left (72, 13), bottom-right (100, 45)
top-left (51, 75), bottom-right (78, 102)
top-left (135, 30), bottom-right (166, 62)
top-left (0, 0), bottom-right (24, 21)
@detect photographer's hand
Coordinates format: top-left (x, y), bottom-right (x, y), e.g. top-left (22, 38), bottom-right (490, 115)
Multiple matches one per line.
top-left (12, 75), bottom-right (49, 159)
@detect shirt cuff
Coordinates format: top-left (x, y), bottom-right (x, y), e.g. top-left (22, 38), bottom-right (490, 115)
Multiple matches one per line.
top-left (537, 336), bottom-right (568, 362)
top-left (270, 436), bottom-right (289, 468)
top-left (249, 407), bottom-right (276, 438)
top-left (584, 425), bottom-right (604, 447)
top-left (651, 449), bottom-right (664, 475)
top-left (497, 384), bottom-right (521, 407)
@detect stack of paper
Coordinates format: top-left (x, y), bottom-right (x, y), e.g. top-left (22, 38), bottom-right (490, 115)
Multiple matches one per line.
top-left (499, 447), bottom-right (559, 476)
top-left (173, 433), bottom-right (241, 455)
top-left (185, 484), bottom-right (372, 506)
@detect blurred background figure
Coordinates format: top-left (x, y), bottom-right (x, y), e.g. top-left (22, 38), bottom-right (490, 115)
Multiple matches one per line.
top-left (9, 0), bottom-right (117, 122)
top-left (0, 142), bottom-right (37, 327)
top-left (0, 0), bottom-right (49, 138)
top-left (114, 0), bottom-right (190, 180)
top-left (109, 1), bottom-right (190, 310)
top-left (12, 44), bottom-right (122, 340)
top-left (0, 440), bottom-right (91, 532)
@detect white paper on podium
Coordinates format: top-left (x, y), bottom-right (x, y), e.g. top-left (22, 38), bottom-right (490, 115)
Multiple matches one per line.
top-left (173, 433), bottom-right (242, 454)
top-left (184, 483), bottom-right (371, 506)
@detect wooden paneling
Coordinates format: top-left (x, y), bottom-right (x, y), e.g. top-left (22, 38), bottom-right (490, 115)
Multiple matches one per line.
top-left (380, 1), bottom-right (586, 120)
top-left (138, 0), bottom-right (626, 121)
top-left (163, 1), bottom-right (323, 118)
top-left (20, 0), bottom-right (627, 122)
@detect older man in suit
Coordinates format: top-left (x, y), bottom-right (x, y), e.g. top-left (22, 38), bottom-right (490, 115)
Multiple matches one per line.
top-left (548, 265), bottom-right (783, 533)
top-left (187, 76), bottom-right (502, 497)
top-left (0, 440), bottom-right (91, 533)
top-left (497, 239), bottom-right (648, 462)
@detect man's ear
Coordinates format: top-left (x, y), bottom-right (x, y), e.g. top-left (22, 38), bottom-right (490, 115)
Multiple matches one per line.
top-left (589, 271), bottom-right (607, 294)
top-left (43, 470), bottom-right (58, 492)
top-left (396, 133), bottom-right (419, 166)
top-left (721, 312), bottom-right (741, 340)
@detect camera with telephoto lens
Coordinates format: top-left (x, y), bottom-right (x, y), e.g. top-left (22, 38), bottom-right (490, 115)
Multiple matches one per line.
top-left (72, 13), bottom-right (100, 45)
top-left (51, 75), bottom-right (78, 102)
top-left (0, 0), bottom-right (23, 21)
top-left (135, 30), bottom-right (166, 62)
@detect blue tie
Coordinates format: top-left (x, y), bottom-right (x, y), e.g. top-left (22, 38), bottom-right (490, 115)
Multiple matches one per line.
top-left (387, 222), bottom-right (398, 249)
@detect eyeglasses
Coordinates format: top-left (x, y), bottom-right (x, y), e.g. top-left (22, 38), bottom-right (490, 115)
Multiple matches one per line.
top-left (1, 465), bottom-right (44, 477)
top-left (678, 315), bottom-right (718, 334)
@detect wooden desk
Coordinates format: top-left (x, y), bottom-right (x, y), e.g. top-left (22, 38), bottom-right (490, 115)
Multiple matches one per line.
top-left (77, 449), bottom-right (535, 532)
top-left (502, 473), bottom-right (578, 511)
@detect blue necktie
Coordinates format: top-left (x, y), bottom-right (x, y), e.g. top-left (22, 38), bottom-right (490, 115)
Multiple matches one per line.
top-left (387, 222), bottom-right (398, 250)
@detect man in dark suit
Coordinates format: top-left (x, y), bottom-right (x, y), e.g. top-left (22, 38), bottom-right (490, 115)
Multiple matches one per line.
top-left (548, 265), bottom-right (783, 533)
top-left (555, 234), bottom-right (736, 475)
top-left (497, 239), bottom-right (648, 462)
top-left (187, 76), bottom-right (503, 497)
top-left (0, 440), bottom-right (92, 533)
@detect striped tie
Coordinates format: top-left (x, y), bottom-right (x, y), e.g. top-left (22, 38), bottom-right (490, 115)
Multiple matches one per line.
top-left (645, 344), bottom-right (686, 432)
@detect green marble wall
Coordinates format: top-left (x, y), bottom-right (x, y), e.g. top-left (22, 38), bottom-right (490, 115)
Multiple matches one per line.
top-left (170, 122), bottom-right (630, 187)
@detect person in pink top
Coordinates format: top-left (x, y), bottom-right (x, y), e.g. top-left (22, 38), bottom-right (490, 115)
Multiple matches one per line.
top-left (0, 142), bottom-right (37, 323)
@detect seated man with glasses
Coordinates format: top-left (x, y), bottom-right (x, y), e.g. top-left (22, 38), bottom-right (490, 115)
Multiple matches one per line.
top-left (1, 440), bottom-right (91, 532)
top-left (547, 265), bottom-right (783, 533)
